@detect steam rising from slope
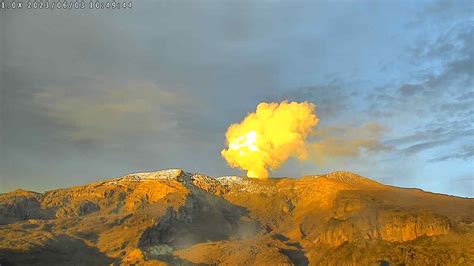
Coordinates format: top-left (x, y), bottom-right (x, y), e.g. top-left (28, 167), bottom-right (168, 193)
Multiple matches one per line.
top-left (221, 101), bottom-right (318, 178)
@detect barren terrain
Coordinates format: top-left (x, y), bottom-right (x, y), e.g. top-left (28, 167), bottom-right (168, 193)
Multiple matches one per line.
top-left (1, 169), bottom-right (473, 265)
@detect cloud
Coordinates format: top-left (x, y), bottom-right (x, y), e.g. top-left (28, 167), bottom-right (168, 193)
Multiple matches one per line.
top-left (279, 83), bottom-right (350, 120)
top-left (429, 145), bottom-right (474, 162)
top-left (366, 20), bottom-right (474, 163)
top-left (32, 83), bottom-right (194, 144)
top-left (400, 140), bottom-right (451, 155)
top-left (417, 22), bottom-right (473, 93)
top-left (456, 91), bottom-right (474, 100)
top-left (311, 123), bottom-right (390, 163)
top-left (388, 127), bottom-right (474, 158)
top-left (399, 84), bottom-right (424, 97)
top-left (373, 21), bottom-right (473, 108)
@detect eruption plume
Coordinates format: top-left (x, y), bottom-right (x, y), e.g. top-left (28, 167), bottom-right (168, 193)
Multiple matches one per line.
top-left (221, 101), bottom-right (319, 178)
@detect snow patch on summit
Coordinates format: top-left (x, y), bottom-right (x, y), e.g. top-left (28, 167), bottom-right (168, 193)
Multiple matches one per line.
top-left (109, 169), bottom-right (184, 184)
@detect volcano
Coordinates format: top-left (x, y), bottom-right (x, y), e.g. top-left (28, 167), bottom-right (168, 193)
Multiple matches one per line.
top-left (1, 169), bottom-right (473, 265)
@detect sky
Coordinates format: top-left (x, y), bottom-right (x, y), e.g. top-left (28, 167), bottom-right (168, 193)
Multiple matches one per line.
top-left (0, 0), bottom-right (473, 197)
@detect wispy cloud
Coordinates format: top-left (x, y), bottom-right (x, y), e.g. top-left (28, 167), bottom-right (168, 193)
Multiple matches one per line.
top-left (429, 145), bottom-right (474, 162)
top-left (367, 21), bottom-right (474, 162)
top-left (311, 123), bottom-right (391, 163)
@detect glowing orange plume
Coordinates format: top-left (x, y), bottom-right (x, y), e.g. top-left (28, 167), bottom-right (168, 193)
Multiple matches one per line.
top-left (221, 101), bottom-right (319, 178)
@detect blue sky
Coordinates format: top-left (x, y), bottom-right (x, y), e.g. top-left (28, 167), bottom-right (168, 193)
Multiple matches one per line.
top-left (1, 1), bottom-right (473, 197)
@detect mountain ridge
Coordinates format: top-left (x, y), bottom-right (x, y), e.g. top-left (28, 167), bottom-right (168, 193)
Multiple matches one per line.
top-left (5, 169), bottom-right (468, 199)
top-left (1, 169), bottom-right (473, 265)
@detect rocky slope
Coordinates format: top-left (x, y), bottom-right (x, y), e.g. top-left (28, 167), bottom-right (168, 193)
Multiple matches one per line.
top-left (0, 169), bottom-right (473, 265)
